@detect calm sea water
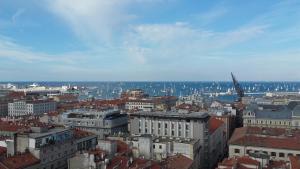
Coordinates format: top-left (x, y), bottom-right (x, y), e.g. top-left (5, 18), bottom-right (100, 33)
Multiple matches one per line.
top-left (2, 81), bottom-right (300, 102)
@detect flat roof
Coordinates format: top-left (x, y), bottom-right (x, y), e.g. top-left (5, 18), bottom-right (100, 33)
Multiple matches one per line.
top-left (131, 111), bottom-right (209, 120)
top-left (28, 128), bottom-right (71, 139)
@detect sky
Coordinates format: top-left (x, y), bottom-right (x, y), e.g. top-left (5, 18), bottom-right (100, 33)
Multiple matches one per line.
top-left (0, 0), bottom-right (300, 81)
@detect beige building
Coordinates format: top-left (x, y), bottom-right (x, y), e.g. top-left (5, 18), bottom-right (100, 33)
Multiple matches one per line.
top-left (229, 126), bottom-right (300, 162)
top-left (243, 102), bottom-right (300, 129)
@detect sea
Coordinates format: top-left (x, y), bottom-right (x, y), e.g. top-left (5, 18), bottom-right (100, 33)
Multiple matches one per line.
top-left (2, 81), bottom-right (300, 102)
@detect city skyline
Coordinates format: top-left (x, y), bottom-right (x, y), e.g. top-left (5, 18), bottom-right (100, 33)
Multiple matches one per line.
top-left (1, 0), bottom-right (300, 81)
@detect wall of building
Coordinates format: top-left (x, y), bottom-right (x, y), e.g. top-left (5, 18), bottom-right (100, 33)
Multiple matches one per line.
top-left (229, 144), bottom-right (300, 161)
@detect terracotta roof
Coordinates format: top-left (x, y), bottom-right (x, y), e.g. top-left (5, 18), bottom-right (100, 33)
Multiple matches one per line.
top-left (0, 153), bottom-right (40, 169)
top-left (0, 122), bottom-right (29, 132)
top-left (73, 128), bottom-right (96, 139)
top-left (265, 160), bottom-right (288, 169)
top-left (106, 156), bottom-right (129, 169)
top-left (46, 111), bottom-right (59, 117)
top-left (116, 140), bottom-right (131, 155)
top-left (237, 156), bottom-right (260, 166)
top-left (289, 155), bottom-right (300, 169)
top-left (229, 127), bottom-right (300, 150)
top-left (209, 117), bottom-right (224, 133)
top-left (130, 158), bottom-right (161, 169)
top-left (163, 154), bottom-right (193, 169)
top-left (217, 156), bottom-right (260, 169)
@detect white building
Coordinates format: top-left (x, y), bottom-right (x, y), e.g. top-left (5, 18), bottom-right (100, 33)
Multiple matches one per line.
top-left (243, 102), bottom-right (300, 129)
top-left (229, 126), bottom-right (300, 162)
top-left (8, 100), bottom-right (57, 117)
top-left (125, 100), bottom-right (155, 111)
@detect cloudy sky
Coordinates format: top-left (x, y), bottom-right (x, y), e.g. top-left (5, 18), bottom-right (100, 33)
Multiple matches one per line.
top-left (0, 0), bottom-right (300, 81)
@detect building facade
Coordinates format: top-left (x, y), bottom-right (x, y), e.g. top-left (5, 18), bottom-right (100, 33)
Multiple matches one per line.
top-left (129, 111), bottom-right (210, 169)
top-left (8, 100), bottom-right (57, 117)
top-left (243, 102), bottom-right (300, 129)
top-left (61, 109), bottom-right (128, 139)
top-left (229, 126), bottom-right (300, 162)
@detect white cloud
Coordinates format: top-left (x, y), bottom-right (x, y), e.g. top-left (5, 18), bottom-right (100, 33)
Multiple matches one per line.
top-left (0, 35), bottom-right (85, 64)
top-left (124, 22), bottom-right (266, 65)
top-left (46, 0), bottom-right (166, 47)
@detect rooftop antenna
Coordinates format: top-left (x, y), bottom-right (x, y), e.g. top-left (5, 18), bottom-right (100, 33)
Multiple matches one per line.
top-left (231, 72), bottom-right (244, 101)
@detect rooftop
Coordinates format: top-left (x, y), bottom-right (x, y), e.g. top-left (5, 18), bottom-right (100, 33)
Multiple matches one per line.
top-left (163, 154), bottom-right (193, 169)
top-left (0, 152), bottom-right (40, 169)
top-left (131, 111), bottom-right (209, 120)
top-left (289, 155), bottom-right (300, 169)
top-left (28, 127), bottom-right (71, 139)
top-left (209, 117), bottom-right (224, 134)
top-left (229, 127), bottom-right (300, 150)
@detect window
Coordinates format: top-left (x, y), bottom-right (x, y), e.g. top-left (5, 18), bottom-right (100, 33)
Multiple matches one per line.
top-left (234, 149), bottom-right (240, 154)
top-left (279, 153), bottom-right (285, 157)
top-left (288, 153), bottom-right (293, 157)
top-left (159, 145), bottom-right (162, 149)
top-left (246, 150), bottom-right (251, 154)
top-left (186, 124), bottom-right (189, 130)
top-left (271, 152), bottom-right (276, 157)
top-left (153, 145), bottom-right (155, 149)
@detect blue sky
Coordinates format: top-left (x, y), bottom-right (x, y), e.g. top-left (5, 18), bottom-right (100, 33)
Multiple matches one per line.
top-left (0, 0), bottom-right (300, 81)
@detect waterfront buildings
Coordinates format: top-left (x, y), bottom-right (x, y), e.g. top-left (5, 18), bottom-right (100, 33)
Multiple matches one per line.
top-left (61, 109), bottom-right (128, 139)
top-left (8, 100), bottom-right (57, 117)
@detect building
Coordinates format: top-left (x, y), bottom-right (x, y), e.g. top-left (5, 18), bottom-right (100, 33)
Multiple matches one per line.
top-left (126, 99), bottom-right (155, 112)
top-left (0, 152), bottom-right (41, 169)
top-left (128, 135), bottom-right (201, 169)
top-left (208, 117), bottom-right (226, 169)
top-left (129, 111), bottom-right (210, 169)
top-left (8, 100), bottom-right (57, 117)
top-left (125, 96), bottom-right (177, 112)
top-left (12, 127), bottom-right (77, 169)
top-left (161, 154), bottom-right (193, 169)
top-left (216, 156), bottom-right (261, 169)
top-left (229, 126), bottom-right (300, 162)
top-left (243, 102), bottom-right (300, 129)
top-left (0, 101), bottom-right (8, 117)
top-left (73, 128), bottom-right (98, 152)
top-left (61, 109), bottom-right (128, 139)
top-left (68, 148), bottom-right (107, 169)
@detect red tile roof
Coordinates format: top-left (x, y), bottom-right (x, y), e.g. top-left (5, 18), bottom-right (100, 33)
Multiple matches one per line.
top-left (229, 127), bottom-right (300, 150)
top-left (0, 122), bottom-right (29, 132)
top-left (73, 128), bottom-right (96, 139)
top-left (217, 156), bottom-right (260, 169)
top-left (116, 140), bottom-right (131, 155)
top-left (106, 156), bottom-right (129, 169)
top-left (0, 153), bottom-right (40, 169)
top-left (163, 154), bottom-right (193, 169)
top-left (237, 156), bottom-right (260, 166)
top-left (289, 155), bottom-right (300, 169)
top-left (209, 117), bottom-right (224, 133)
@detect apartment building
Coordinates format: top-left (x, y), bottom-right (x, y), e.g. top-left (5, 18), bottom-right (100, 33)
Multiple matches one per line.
top-left (129, 111), bottom-right (210, 169)
top-left (243, 101), bottom-right (300, 128)
top-left (229, 126), bottom-right (300, 162)
top-left (61, 109), bottom-right (128, 139)
top-left (8, 100), bottom-right (57, 117)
